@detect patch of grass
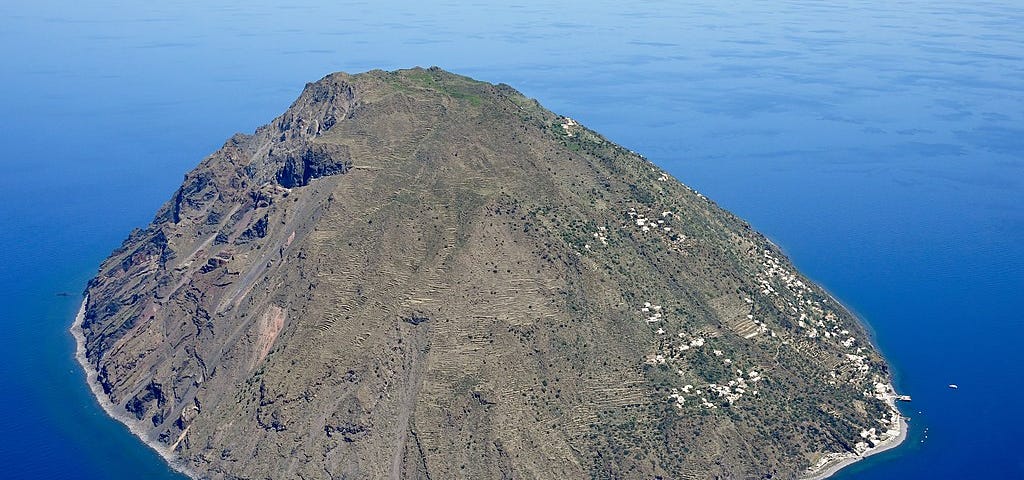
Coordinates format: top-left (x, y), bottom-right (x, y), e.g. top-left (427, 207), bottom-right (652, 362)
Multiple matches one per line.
top-left (400, 70), bottom-right (483, 106)
top-left (405, 70), bottom-right (438, 88)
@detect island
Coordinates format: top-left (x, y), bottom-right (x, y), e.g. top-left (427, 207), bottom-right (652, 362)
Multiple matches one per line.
top-left (74, 67), bottom-right (905, 479)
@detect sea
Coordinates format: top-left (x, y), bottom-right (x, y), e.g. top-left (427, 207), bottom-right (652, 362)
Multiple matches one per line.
top-left (1, 1), bottom-right (1021, 478)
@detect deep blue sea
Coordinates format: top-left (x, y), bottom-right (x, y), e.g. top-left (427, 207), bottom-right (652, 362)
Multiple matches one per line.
top-left (1, 1), bottom-right (1021, 478)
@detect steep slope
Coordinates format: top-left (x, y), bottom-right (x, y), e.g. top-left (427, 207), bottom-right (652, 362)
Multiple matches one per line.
top-left (77, 67), bottom-right (903, 479)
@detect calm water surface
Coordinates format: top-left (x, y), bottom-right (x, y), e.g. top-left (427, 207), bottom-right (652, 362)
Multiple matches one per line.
top-left (1, 1), bottom-right (1021, 478)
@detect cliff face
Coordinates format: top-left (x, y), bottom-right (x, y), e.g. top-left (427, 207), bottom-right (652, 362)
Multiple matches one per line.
top-left (79, 67), bottom-right (899, 479)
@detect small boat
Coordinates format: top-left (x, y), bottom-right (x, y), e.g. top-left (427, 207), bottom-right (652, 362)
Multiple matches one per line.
top-left (948, 384), bottom-right (958, 389)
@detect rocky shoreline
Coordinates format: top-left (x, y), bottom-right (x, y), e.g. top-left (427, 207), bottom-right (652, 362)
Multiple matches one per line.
top-left (802, 401), bottom-right (908, 480)
top-left (70, 296), bottom-right (194, 479)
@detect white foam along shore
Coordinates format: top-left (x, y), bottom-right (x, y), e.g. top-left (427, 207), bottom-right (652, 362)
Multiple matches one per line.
top-left (70, 296), bottom-right (196, 479)
top-left (800, 400), bottom-right (908, 480)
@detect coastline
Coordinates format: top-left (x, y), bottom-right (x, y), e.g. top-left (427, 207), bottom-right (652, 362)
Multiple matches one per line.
top-left (801, 404), bottom-right (909, 480)
top-left (70, 296), bottom-right (195, 479)
top-left (762, 242), bottom-right (910, 479)
top-left (71, 294), bottom-right (906, 480)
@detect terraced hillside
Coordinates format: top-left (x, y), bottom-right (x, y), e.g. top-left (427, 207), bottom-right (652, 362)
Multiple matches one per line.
top-left (78, 67), bottom-right (901, 479)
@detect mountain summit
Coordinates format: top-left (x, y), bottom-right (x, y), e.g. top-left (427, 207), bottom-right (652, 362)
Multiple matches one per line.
top-left (77, 67), bottom-right (902, 479)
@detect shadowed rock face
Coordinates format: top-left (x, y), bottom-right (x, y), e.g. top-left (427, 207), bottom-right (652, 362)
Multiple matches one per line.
top-left (80, 67), bottom-right (897, 479)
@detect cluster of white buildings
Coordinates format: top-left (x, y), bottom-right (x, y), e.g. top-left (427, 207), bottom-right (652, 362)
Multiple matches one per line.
top-left (640, 300), bottom-right (767, 410)
top-left (753, 249), bottom-right (876, 383)
top-left (559, 116), bottom-right (579, 137)
top-left (626, 208), bottom-right (676, 236)
top-left (850, 383), bottom-right (904, 454)
top-left (640, 301), bottom-right (664, 323)
top-left (752, 247), bottom-right (906, 466)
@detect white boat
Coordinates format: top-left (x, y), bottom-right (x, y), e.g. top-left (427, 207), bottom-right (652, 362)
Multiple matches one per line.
top-left (948, 384), bottom-right (958, 389)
